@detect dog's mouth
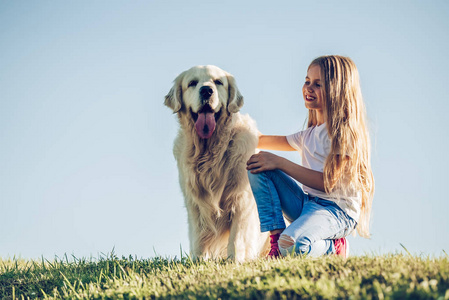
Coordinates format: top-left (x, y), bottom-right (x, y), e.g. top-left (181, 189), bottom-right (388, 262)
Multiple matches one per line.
top-left (190, 105), bottom-right (222, 139)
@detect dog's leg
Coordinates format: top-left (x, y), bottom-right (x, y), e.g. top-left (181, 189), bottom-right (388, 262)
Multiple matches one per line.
top-left (227, 196), bottom-right (265, 262)
top-left (186, 204), bottom-right (204, 260)
top-left (187, 203), bottom-right (222, 260)
top-left (227, 219), bottom-right (244, 262)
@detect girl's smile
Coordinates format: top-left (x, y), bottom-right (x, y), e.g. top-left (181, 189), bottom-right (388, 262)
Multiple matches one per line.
top-left (305, 95), bottom-right (316, 101)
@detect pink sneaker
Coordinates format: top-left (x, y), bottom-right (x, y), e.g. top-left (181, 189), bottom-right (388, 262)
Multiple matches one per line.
top-left (268, 233), bottom-right (281, 259)
top-left (334, 237), bottom-right (349, 258)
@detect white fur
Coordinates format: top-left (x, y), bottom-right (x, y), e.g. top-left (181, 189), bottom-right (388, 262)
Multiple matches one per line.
top-left (165, 65), bottom-right (269, 262)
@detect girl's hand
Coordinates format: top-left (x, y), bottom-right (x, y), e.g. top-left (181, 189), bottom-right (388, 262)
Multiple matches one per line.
top-left (246, 151), bottom-right (283, 174)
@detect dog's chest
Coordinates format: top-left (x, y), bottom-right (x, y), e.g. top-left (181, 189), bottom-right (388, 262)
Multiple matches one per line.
top-left (183, 145), bottom-right (246, 200)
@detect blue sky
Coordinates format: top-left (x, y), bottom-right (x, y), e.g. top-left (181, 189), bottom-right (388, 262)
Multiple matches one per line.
top-left (1, 1), bottom-right (448, 260)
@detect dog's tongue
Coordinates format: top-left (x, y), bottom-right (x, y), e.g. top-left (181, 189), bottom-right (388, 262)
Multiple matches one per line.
top-left (195, 112), bottom-right (216, 139)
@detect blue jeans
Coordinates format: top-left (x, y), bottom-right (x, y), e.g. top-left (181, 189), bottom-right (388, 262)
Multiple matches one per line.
top-left (248, 169), bottom-right (356, 257)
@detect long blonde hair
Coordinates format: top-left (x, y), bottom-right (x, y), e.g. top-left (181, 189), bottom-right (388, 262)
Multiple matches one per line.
top-left (307, 55), bottom-right (374, 238)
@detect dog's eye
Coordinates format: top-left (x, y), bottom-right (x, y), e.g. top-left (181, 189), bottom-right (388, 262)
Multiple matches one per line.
top-left (214, 79), bottom-right (223, 86)
top-left (188, 80), bottom-right (198, 88)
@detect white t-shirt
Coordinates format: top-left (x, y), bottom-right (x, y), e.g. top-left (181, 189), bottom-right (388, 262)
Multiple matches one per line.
top-left (286, 123), bottom-right (361, 222)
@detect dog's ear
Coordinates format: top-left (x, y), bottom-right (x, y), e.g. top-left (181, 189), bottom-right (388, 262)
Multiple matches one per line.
top-left (164, 72), bottom-right (184, 113)
top-left (226, 73), bottom-right (244, 113)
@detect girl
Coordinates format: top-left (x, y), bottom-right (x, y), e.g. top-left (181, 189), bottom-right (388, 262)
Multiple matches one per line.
top-left (246, 55), bottom-right (374, 258)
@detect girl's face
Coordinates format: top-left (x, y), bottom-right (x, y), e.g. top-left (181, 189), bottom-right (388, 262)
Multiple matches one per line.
top-left (303, 64), bottom-right (324, 113)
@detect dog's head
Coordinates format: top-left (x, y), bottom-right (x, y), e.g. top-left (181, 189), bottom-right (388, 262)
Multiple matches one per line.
top-left (165, 65), bottom-right (243, 139)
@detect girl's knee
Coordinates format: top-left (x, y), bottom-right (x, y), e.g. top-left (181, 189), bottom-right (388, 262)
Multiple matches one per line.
top-left (247, 170), bottom-right (270, 186)
top-left (247, 170), bottom-right (258, 188)
top-left (247, 169), bottom-right (256, 180)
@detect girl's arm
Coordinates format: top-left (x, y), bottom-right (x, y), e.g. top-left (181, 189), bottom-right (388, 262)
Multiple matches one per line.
top-left (247, 151), bottom-right (325, 192)
top-left (258, 135), bottom-right (296, 151)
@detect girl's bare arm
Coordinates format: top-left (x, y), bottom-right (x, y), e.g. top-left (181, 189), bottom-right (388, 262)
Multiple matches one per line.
top-left (257, 135), bottom-right (296, 151)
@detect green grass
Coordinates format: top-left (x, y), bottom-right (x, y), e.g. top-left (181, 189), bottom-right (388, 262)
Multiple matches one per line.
top-left (1, 252), bottom-right (449, 299)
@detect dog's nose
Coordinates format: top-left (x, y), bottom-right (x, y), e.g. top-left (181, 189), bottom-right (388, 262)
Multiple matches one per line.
top-left (200, 86), bottom-right (214, 100)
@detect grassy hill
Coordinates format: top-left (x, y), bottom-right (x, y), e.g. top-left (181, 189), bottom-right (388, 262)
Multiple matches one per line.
top-left (1, 252), bottom-right (448, 299)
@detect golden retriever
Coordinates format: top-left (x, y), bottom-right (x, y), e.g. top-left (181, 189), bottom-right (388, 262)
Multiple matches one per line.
top-left (165, 65), bottom-right (269, 262)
